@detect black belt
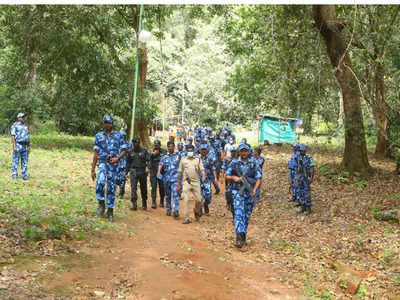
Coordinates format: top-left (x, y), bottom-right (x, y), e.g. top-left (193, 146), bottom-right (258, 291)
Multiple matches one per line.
top-left (17, 141), bottom-right (29, 145)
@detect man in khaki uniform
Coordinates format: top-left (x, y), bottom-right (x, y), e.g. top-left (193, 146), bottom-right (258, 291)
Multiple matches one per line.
top-left (177, 144), bottom-right (206, 224)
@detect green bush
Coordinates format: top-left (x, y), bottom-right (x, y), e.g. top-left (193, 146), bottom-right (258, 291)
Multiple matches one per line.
top-left (35, 121), bottom-right (59, 135)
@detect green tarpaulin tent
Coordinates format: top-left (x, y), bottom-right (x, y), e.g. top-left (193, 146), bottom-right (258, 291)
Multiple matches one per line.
top-left (258, 114), bottom-right (301, 144)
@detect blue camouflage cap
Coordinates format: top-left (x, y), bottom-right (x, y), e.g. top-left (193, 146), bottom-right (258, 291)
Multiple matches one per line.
top-left (299, 144), bottom-right (307, 151)
top-left (178, 141), bottom-right (184, 146)
top-left (238, 143), bottom-right (250, 151)
top-left (120, 131), bottom-right (127, 138)
top-left (231, 145), bottom-right (238, 152)
top-left (226, 126), bottom-right (232, 132)
top-left (103, 116), bottom-right (113, 124)
top-left (188, 137), bottom-right (193, 141)
top-left (199, 144), bottom-right (209, 150)
top-left (292, 143), bottom-right (300, 148)
top-left (17, 112), bottom-right (25, 118)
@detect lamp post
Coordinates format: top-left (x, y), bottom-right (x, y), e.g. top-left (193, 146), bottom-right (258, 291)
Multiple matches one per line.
top-left (129, 4), bottom-right (152, 141)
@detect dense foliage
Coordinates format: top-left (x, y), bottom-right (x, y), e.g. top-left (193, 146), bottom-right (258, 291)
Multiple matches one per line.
top-left (1, 5), bottom-right (400, 168)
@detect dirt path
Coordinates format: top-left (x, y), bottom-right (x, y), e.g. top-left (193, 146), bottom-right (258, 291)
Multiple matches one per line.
top-left (39, 189), bottom-right (299, 300)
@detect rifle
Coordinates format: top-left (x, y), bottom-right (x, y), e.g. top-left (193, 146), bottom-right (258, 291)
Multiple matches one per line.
top-left (296, 155), bottom-right (309, 185)
top-left (236, 162), bottom-right (257, 196)
top-left (239, 175), bottom-right (256, 196)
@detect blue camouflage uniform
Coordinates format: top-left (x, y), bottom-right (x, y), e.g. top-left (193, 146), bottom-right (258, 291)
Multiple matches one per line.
top-left (159, 151), bottom-right (181, 214)
top-left (225, 126), bottom-right (236, 144)
top-left (199, 145), bottom-right (215, 207)
top-left (213, 138), bottom-right (223, 180)
top-left (254, 155), bottom-right (265, 203)
top-left (11, 116), bottom-right (30, 180)
top-left (94, 125), bottom-right (127, 209)
top-left (288, 145), bottom-right (300, 202)
top-left (222, 146), bottom-right (238, 216)
top-left (295, 145), bottom-right (315, 207)
top-left (116, 131), bottom-right (132, 197)
top-left (226, 149), bottom-right (262, 235)
top-left (205, 145), bottom-right (220, 194)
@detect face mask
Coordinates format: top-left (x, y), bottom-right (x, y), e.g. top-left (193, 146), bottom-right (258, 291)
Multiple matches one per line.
top-left (229, 140), bottom-right (233, 145)
top-left (187, 152), bottom-right (194, 157)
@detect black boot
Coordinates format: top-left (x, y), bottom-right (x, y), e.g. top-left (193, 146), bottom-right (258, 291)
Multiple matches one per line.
top-left (142, 199), bottom-right (147, 211)
top-left (194, 208), bottom-right (200, 221)
top-left (130, 200), bottom-right (137, 211)
top-left (305, 206), bottom-right (312, 215)
top-left (151, 199), bottom-right (156, 209)
top-left (294, 202), bottom-right (302, 207)
top-left (235, 233), bottom-right (244, 248)
top-left (297, 205), bottom-right (306, 214)
top-left (204, 203), bottom-right (210, 216)
top-left (243, 233), bottom-right (247, 245)
top-left (159, 198), bottom-right (164, 208)
top-left (215, 186), bottom-right (220, 195)
top-left (119, 187), bottom-right (125, 199)
top-left (107, 208), bottom-right (114, 222)
top-left (96, 201), bottom-right (105, 217)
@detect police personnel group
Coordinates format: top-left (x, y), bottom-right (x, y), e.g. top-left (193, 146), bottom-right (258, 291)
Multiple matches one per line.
top-left (10, 114), bottom-right (314, 248)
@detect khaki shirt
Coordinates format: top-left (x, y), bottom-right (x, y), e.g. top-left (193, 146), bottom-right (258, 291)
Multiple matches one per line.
top-left (178, 156), bottom-right (204, 183)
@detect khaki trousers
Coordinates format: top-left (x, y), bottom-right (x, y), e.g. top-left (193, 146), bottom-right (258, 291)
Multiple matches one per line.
top-left (182, 181), bottom-right (203, 219)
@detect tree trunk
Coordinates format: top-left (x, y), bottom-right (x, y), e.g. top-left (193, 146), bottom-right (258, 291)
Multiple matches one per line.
top-left (373, 62), bottom-right (390, 158)
top-left (303, 113), bottom-right (313, 135)
top-left (137, 43), bottom-right (151, 149)
top-left (126, 6), bottom-right (151, 149)
top-left (313, 5), bottom-right (371, 175)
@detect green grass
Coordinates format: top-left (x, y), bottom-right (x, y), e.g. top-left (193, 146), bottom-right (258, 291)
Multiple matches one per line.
top-left (0, 135), bottom-right (123, 244)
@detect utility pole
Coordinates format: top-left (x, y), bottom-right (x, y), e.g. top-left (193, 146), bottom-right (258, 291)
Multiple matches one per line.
top-left (181, 81), bottom-right (185, 124)
top-left (129, 4), bottom-right (144, 141)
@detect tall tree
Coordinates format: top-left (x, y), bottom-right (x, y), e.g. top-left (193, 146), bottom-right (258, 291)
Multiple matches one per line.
top-left (313, 5), bottom-right (371, 174)
top-left (350, 5), bottom-right (400, 158)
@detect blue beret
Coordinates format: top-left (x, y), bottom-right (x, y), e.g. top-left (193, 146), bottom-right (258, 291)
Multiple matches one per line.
top-left (103, 116), bottom-right (113, 124)
top-left (299, 144), bottom-right (307, 151)
top-left (17, 112), bottom-right (25, 118)
top-left (238, 143), bottom-right (250, 151)
top-left (199, 144), bottom-right (209, 150)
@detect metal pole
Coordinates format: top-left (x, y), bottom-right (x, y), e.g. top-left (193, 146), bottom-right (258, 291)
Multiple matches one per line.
top-left (181, 81), bottom-right (184, 124)
top-left (130, 4), bottom-right (144, 141)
